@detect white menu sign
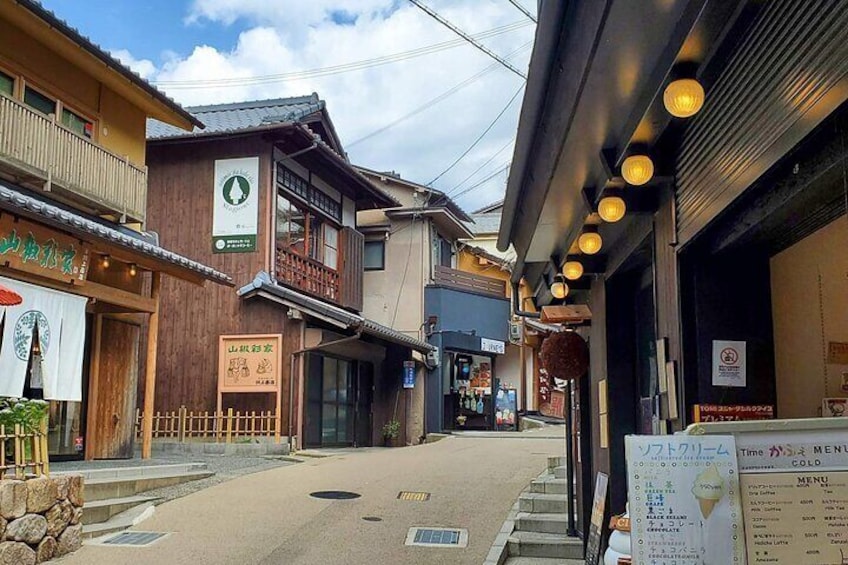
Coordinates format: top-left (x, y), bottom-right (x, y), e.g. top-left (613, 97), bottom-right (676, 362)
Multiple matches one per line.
top-left (626, 435), bottom-right (746, 565)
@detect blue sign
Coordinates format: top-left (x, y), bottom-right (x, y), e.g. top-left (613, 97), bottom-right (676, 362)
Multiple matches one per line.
top-left (403, 361), bottom-right (416, 389)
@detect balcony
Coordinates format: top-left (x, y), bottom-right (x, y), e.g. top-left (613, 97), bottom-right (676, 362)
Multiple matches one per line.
top-left (0, 93), bottom-right (147, 223)
top-left (433, 265), bottom-right (506, 298)
top-left (276, 246), bottom-right (341, 304)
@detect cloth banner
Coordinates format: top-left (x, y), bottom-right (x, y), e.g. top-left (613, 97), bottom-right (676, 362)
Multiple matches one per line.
top-left (0, 277), bottom-right (86, 401)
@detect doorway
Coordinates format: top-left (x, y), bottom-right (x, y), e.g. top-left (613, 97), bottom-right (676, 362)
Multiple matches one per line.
top-left (304, 354), bottom-right (373, 448)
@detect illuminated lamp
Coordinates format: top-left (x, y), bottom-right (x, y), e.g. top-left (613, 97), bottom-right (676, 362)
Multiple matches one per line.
top-left (578, 231), bottom-right (603, 255)
top-left (562, 260), bottom-right (584, 281)
top-left (598, 196), bottom-right (626, 223)
top-left (101, 255), bottom-right (111, 269)
top-left (129, 263), bottom-right (138, 277)
top-left (663, 78), bottom-right (705, 118)
top-left (621, 155), bottom-right (654, 186)
top-left (550, 277), bottom-right (568, 300)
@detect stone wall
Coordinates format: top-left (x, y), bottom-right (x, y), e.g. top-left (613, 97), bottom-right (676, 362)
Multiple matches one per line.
top-left (0, 475), bottom-right (84, 564)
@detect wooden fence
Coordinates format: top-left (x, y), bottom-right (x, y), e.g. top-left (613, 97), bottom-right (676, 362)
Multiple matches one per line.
top-left (135, 407), bottom-right (279, 443)
top-left (433, 265), bottom-right (507, 298)
top-left (0, 421), bottom-right (49, 479)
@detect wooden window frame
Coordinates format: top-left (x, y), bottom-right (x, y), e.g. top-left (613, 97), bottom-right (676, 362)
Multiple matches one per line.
top-left (276, 190), bottom-right (342, 272)
top-left (364, 239), bottom-right (385, 271)
top-left (13, 75), bottom-right (98, 143)
top-left (0, 65), bottom-right (17, 99)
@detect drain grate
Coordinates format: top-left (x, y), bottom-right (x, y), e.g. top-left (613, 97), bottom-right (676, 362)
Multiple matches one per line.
top-left (405, 527), bottom-right (468, 548)
top-left (397, 491), bottom-right (430, 502)
top-left (310, 490), bottom-right (361, 500)
top-left (362, 516), bottom-right (383, 522)
top-left (102, 532), bottom-right (168, 547)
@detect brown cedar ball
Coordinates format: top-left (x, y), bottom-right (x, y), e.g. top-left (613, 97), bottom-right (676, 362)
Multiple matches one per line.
top-left (540, 331), bottom-right (589, 380)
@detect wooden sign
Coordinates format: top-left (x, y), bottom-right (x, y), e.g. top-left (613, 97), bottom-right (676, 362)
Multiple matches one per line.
top-left (540, 304), bottom-right (592, 324)
top-left (0, 215), bottom-right (89, 284)
top-left (218, 334), bottom-right (283, 393)
top-left (827, 341), bottom-right (848, 364)
top-left (585, 472), bottom-right (609, 565)
top-left (693, 403), bottom-right (774, 423)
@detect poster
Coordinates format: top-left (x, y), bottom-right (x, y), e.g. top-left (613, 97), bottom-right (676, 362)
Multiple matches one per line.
top-left (585, 472), bottom-right (609, 565)
top-left (693, 404), bottom-right (774, 423)
top-left (626, 435), bottom-right (746, 565)
top-left (218, 334), bottom-right (282, 392)
top-left (712, 340), bottom-right (747, 387)
top-left (494, 387), bottom-right (517, 430)
top-left (213, 157), bottom-right (259, 253)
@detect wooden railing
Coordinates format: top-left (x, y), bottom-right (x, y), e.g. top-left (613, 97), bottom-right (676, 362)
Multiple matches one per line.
top-left (433, 265), bottom-right (507, 298)
top-left (276, 246), bottom-right (341, 303)
top-left (0, 422), bottom-right (49, 479)
top-left (0, 93), bottom-right (148, 223)
top-left (135, 407), bottom-right (278, 443)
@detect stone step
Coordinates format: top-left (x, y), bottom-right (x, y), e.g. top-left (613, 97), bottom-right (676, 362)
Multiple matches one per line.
top-left (84, 470), bottom-right (214, 502)
top-left (530, 477), bottom-right (567, 495)
top-left (547, 456), bottom-right (565, 470)
top-left (82, 495), bottom-right (160, 525)
top-left (82, 501), bottom-right (155, 540)
top-left (519, 492), bottom-right (567, 514)
top-left (505, 558), bottom-right (584, 565)
top-left (515, 512), bottom-right (568, 535)
top-left (553, 466), bottom-right (566, 479)
top-left (54, 462), bottom-right (208, 481)
top-left (508, 530), bottom-right (584, 560)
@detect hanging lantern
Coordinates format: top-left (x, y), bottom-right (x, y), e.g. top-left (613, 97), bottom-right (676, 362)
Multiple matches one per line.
top-left (578, 231), bottom-right (603, 255)
top-left (563, 260), bottom-right (584, 280)
top-left (598, 196), bottom-right (627, 223)
top-left (550, 278), bottom-right (568, 299)
top-left (663, 78), bottom-right (705, 118)
top-left (621, 155), bottom-right (654, 186)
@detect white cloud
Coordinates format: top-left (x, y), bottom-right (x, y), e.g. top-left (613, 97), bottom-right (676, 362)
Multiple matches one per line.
top-left (110, 49), bottom-right (157, 80)
top-left (131, 0), bottom-right (535, 211)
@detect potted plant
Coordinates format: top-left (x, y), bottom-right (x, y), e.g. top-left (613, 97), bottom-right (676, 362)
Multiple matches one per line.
top-left (381, 419), bottom-right (400, 447)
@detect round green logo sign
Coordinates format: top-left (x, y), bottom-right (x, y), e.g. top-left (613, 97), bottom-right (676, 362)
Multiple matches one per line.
top-left (223, 175), bottom-right (251, 206)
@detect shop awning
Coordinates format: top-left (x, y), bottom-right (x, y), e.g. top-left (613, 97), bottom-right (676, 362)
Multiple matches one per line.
top-left (0, 180), bottom-right (232, 286)
top-left (238, 272), bottom-right (435, 353)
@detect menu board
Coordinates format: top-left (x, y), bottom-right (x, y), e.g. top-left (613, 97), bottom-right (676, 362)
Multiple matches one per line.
top-left (741, 471), bottom-right (848, 564)
top-left (585, 472), bottom-right (609, 565)
top-left (626, 435), bottom-right (746, 565)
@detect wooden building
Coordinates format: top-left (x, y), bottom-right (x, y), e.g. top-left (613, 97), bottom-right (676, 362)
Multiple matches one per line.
top-left (146, 97), bottom-right (434, 449)
top-left (499, 0), bottom-right (848, 541)
top-left (0, 0), bottom-right (230, 461)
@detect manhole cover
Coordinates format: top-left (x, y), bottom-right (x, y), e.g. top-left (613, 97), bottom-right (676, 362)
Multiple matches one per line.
top-left (309, 490), bottom-right (361, 500)
top-left (101, 532), bottom-right (168, 547)
top-left (398, 491), bottom-right (431, 501)
top-left (362, 516), bottom-right (383, 522)
top-left (405, 527), bottom-right (468, 548)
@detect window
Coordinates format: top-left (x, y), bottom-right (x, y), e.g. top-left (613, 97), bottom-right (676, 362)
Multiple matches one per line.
top-left (323, 225), bottom-right (339, 270)
top-left (61, 108), bottom-right (94, 139)
top-left (276, 193), bottom-right (341, 270)
top-left (435, 234), bottom-right (453, 268)
top-left (0, 71), bottom-right (13, 97)
top-left (277, 164), bottom-right (342, 221)
top-left (277, 195), bottom-right (308, 256)
top-left (23, 87), bottom-right (56, 116)
top-left (364, 240), bottom-right (385, 271)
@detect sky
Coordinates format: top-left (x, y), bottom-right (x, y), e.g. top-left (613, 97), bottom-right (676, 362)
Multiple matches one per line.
top-left (40, 0), bottom-right (536, 213)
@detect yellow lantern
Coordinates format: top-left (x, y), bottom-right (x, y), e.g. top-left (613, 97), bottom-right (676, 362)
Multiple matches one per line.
top-left (621, 155), bottom-right (654, 186)
top-left (598, 196), bottom-right (626, 223)
top-left (663, 78), bottom-right (705, 118)
top-left (578, 231), bottom-right (603, 255)
top-left (550, 279), bottom-right (568, 299)
top-left (563, 260), bottom-right (584, 280)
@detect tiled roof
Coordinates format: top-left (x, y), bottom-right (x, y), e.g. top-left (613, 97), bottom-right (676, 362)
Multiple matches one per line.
top-left (147, 95), bottom-right (324, 140)
top-left (474, 200), bottom-right (504, 214)
top-left (465, 212), bottom-right (501, 235)
top-left (0, 180), bottom-right (232, 286)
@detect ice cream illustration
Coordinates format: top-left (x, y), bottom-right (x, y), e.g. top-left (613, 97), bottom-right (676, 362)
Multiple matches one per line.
top-left (691, 464), bottom-right (725, 519)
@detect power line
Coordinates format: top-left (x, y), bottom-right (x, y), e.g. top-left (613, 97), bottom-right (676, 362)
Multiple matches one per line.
top-left (451, 162), bottom-right (511, 201)
top-left (408, 0), bottom-right (527, 79)
top-left (347, 40), bottom-right (532, 148)
top-left (507, 0), bottom-right (537, 23)
top-left (428, 84), bottom-right (524, 186)
top-left (153, 20), bottom-right (531, 89)
top-left (446, 137), bottom-right (514, 195)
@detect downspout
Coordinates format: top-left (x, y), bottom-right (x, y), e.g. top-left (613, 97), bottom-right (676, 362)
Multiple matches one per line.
top-left (512, 281), bottom-right (541, 318)
top-left (287, 325), bottom-right (364, 452)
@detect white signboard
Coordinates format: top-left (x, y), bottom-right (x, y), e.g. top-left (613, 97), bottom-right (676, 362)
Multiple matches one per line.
top-left (480, 338), bottom-right (505, 355)
top-left (734, 428), bottom-right (848, 472)
top-left (213, 157), bottom-right (260, 253)
top-left (712, 340), bottom-right (746, 387)
top-left (626, 435), bottom-right (746, 565)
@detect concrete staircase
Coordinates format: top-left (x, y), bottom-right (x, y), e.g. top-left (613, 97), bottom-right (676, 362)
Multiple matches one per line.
top-left (54, 462), bottom-right (213, 539)
top-left (505, 457), bottom-right (583, 565)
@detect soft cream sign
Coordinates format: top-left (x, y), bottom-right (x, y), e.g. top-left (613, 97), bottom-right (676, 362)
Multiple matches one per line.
top-left (213, 157), bottom-right (259, 253)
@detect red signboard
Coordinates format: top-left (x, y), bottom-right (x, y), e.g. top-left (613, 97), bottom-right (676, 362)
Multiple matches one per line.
top-left (692, 404), bottom-right (774, 423)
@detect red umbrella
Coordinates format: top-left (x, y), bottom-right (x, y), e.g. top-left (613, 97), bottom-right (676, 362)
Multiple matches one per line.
top-left (0, 284), bottom-right (22, 306)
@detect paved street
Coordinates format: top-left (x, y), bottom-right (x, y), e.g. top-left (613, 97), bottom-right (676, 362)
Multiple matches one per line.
top-left (60, 428), bottom-right (564, 565)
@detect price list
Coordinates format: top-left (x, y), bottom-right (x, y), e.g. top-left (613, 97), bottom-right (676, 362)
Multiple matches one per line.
top-left (741, 471), bottom-right (848, 564)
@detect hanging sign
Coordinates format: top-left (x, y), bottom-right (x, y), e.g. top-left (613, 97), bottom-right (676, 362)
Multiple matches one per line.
top-left (0, 216), bottom-right (88, 284)
top-left (218, 334), bottom-right (282, 393)
top-left (403, 360), bottom-right (415, 389)
top-left (585, 472), bottom-right (609, 565)
top-left (480, 338), bottom-right (505, 354)
top-left (712, 340), bottom-right (747, 387)
top-left (213, 157), bottom-right (260, 253)
top-left (626, 435), bottom-right (746, 565)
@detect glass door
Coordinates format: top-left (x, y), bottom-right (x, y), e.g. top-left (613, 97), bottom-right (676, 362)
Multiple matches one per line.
top-left (305, 355), bottom-right (357, 448)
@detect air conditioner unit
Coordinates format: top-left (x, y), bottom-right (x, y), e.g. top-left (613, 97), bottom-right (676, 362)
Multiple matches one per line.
top-left (426, 348), bottom-right (440, 367)
top-left (509, 322), bottom-right (523, 344)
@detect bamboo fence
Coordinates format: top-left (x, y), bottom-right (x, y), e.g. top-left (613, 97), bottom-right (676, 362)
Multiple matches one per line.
top-left (135, 407), bottom-right (278, 443)
top-left (0, 420), bottom-right (49, 479)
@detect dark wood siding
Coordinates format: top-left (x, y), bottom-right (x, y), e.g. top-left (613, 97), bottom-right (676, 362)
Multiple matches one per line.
top-left (340, 226), bottom-right (364, 312)
top-left (141, 136), bottom-right (302, 422)
top-left (675, 0), bottom-right (848, 246)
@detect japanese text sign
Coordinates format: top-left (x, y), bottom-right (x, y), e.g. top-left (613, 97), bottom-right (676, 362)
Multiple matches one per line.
top-left (0, 216), bottom-right (89, 285)
top-left (213, 157), bottom-right (259, 253)
top-left (626, 435), bottom-right (746, 565)
top-left (403, 360), bottom-right (415, 389)
top-left (693, 404), bottom-right (774, 423)
top-left (218, 334), bottom-right (282, 393)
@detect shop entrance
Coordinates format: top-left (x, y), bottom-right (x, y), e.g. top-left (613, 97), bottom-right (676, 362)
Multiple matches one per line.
top-left (443, 351), bottom-right (494, 431)
top-left (304, 354), bottom-right (373, 448)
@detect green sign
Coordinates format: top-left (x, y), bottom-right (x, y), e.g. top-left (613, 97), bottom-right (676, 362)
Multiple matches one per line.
top-left (213, 157), bottom-right (259, 253)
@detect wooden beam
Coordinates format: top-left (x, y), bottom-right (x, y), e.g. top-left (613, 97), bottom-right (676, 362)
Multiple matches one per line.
top-left (141, 272), bottom-right (161, 460)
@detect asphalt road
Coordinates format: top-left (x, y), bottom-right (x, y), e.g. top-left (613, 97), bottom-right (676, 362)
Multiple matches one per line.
top-left (60, 428), bottom-right (564, 565)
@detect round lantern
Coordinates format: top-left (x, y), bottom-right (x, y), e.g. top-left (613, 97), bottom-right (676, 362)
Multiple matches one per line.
top-left (562, 260), bottom-right (584, 280)
top-left (621, 154), bottom-right (654, 186)
top-left (550, 279), bottom-right (568, 299)
top-left (598, 196), bottom-right (626, 223)
top-left (663, 78), bottom-right (705, 118)
top-left (578, 231), bottom-right (603, 255)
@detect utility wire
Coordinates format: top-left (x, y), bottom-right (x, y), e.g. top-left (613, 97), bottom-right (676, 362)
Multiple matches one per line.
top-left (153, 20), bottom-right (530, 89)
top-left (428, 84), bottom-right (524, 186)
top-left (507, 0), bottom-right (537, 23)
top-left (446, 137), bottom-right (514, 195)
top-left (408, 0), bottom-right (527, 79)
top-left (451, 162), bottom-right (510, 201)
